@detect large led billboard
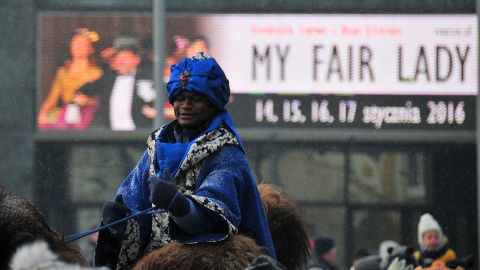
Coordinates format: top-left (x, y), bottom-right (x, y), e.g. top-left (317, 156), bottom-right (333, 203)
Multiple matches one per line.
top-left (36, 13), bottom-right (477, 131)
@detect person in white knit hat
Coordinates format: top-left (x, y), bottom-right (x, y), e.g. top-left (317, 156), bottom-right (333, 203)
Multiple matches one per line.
top-left (413, 213), bottom-right (456, 265)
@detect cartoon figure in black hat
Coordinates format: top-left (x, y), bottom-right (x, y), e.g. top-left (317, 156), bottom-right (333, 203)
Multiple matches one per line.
top-left (91, 34), bottom-right (155, 130)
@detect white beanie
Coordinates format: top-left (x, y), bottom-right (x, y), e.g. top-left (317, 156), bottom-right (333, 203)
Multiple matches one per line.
top-left (417, 213), bottom-right (443, 246)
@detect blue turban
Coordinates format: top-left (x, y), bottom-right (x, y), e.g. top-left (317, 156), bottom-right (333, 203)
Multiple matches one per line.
top-left (167, 52), bottom-right (230, 110)
top-left (167, 52), bottom-right (245, 152)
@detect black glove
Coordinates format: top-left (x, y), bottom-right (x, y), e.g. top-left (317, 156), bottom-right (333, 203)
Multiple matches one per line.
top-left (148, 169), bottom-right (190, 218)
top-left (102, 194), bottom-right (131, 240)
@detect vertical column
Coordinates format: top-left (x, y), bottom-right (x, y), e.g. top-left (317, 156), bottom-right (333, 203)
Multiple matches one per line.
top-left (153, 0), bottom-right (166, 128)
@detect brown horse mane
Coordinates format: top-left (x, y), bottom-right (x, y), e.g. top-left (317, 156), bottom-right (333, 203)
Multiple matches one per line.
top-left (1, 182), bottom-right (310, 269)
top-left (257, 183), bottom-right (311, 270)
top-left (133, 234), bottom-right (264, 270)
top-left (0, 184), bottom-right (88, 269)
top-left (133, 183), bottom-right (310, 269)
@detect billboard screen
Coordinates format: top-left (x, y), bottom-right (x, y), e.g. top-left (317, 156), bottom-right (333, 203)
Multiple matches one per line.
top-left (36, 13), bottom-right (477, 131)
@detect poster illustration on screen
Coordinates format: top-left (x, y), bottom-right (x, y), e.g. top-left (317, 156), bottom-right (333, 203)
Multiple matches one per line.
top-left (37, 13), bottom-right (477, 131)
top-left (37, 28), bottom-right (103, 130)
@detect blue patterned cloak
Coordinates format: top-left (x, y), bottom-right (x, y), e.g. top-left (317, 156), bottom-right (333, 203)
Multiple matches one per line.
top-left (95, 112), bottom-right (276, 269)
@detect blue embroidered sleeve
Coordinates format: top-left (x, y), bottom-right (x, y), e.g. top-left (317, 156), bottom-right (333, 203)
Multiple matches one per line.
top-left (193, 146), bottom-right (276, 259)
top-left (117, 150), bottom-right (153, 250)
top-left (168, 146), bottom-right (244, 242)
top-left (170, 199), bottom-right (209, 234)
top-left (196, 167), bottom-right (244, 226)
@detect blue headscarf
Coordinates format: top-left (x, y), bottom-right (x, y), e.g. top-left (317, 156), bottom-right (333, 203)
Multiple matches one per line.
top-left (166, 52), bottom-right (244, 152)
top-left (167, 52), bottom-right (229, 110)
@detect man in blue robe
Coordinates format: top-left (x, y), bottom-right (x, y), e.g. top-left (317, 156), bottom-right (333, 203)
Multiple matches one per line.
top-left (95, 52), bottom-right (276, 269)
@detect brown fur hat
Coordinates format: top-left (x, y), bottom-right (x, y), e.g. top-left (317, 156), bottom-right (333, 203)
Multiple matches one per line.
top-left (0, 185), bottom-right (87, 269)
top-left (133, 234), bottom-right (264, 270)
top-left (257, 183), bottom-right (311, 270)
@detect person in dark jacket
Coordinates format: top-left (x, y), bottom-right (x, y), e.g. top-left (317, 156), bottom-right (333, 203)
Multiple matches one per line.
top-left (94, 52), bottom-right (275, 269)
top-left (306, 234), bottom-right (338, 270)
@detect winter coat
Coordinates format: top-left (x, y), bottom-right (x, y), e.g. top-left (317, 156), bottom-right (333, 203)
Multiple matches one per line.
top-left (414, 245), bottom-right (456, 264)
top-left (95, 113), bottom-right (275, 269)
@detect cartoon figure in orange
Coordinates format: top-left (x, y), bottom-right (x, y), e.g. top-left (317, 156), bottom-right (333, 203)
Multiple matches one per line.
top-left (38, 28), bottom-right (102, 130)
top-left (414, 258), bottom-right (474, 270)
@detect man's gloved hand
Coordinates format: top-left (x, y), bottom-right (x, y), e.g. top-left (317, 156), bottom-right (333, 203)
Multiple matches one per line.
top-left (148, 169), bottom-right (190, 218)
top-left (102, 194), bottom-right (131, 240)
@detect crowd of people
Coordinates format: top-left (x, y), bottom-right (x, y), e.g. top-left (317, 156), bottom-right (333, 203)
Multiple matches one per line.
top-left (306, 213), bottom-right (475, 270)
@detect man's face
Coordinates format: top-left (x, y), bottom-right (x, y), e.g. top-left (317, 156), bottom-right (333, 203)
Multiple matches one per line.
top-left (110, 50), bottom-right (141, 75)
top-left (173, 91), bottom-right (216, 133)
